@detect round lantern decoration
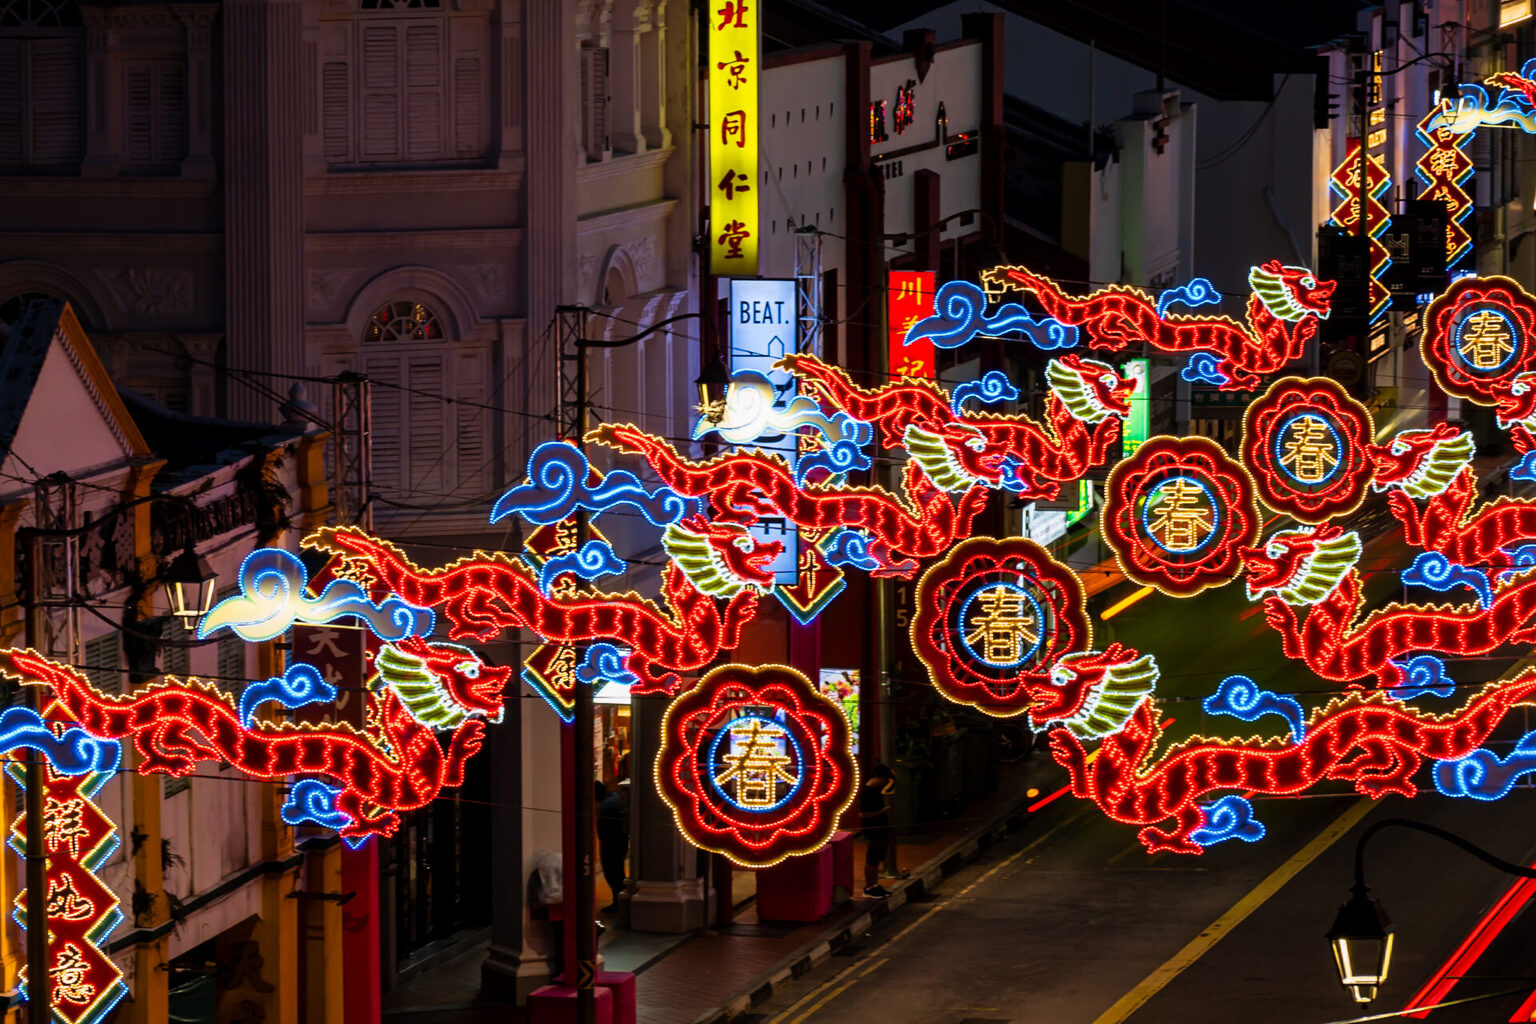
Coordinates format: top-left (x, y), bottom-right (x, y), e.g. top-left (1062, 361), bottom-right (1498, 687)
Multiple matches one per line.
top-left (1241, 377), bottom-right (1374, 523)
top-left (910, 536), bottom-right (1090, 717)
top-left (655, 664), bottom-right (857, 867)
top-left (1103, 435), bottom-right (1260, 597)
top-left (1421, 275), bottom-right (1536, 404)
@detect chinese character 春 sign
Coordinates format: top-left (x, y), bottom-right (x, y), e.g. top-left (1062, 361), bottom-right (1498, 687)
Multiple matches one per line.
top-left (710, 1), bottom-right (759, 274)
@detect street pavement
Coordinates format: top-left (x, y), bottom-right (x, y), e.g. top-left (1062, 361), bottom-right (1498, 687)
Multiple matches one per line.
top-left (747, 504), bottom-right (1536, 1024)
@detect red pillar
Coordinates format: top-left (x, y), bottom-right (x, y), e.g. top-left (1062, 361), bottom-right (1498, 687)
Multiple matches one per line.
top-left (341, 844), bottom-right (381, 1024)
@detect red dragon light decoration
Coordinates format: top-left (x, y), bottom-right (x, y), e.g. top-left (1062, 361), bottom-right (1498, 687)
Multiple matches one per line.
top-left (778, 351), bottom-right (1134, 499)
top-left (981, 261), bottom-right (1335, 391)
top-left (1241, 377), bottom-right (1375, 523)
top-left (1421, 275), bottom-right (1536, 415)
top-left (587, 423), bottom-right (987, 576)
top-left (309, 524), bottom-right (764, 693)
top-left (655, 664), bottom-right (857, 868)
top-left (1047, 670), bottom-right (1536, 854)
top-left (0, 643), bottom-right (510, 843)
top-left (1102, 435), bottom-right (1261, 597)
top-left (910, 537), bottom-right (1092, 717)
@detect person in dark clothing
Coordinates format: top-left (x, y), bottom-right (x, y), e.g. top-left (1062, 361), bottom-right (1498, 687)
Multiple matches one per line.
top-left (595, 780), bottom-right (628, 912)
top-left (860, 763), bottom-right (895, 898)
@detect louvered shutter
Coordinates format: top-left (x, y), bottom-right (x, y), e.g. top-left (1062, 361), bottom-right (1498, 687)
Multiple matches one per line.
top-left (453, 56), bottom-right (482, 157)
top-left (29, 38), bottom-right (81, 166)
top-left (581, 46), bottom-right (609, 162)
top-left (163, 617), bottom-right (190, 678)
top-left (0, 41), bottom-right (21, 165)
top-left (160, 60), bottom-right (187, 164)
top-left (322, 59), bottom-right (353, 161)
top-left (84, 632), bottom-right (122, 694)
top-left (407, 356), bottom-right (446, 493)
top-left (404, 24), bottom-right (442, 161)
top-left (125, 61), bottom-right (153, 167)
top-left (361, 25), bottom-right (401, 159)
top-left (453, 347), bottom-right (489, 494)
top-left (364, 354), bottom-right (405, 496)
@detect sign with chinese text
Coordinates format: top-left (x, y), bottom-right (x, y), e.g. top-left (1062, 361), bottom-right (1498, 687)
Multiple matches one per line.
top-left (291, 624), bottom-right (368, 729)
top-left (1329, 142), bottom-right (1393, 322)
top-left (888, 270), bottom-right (936, 380)
top-left (730, 278), bottom-right (800, 584)
top-left (1415, 109), bottom-right (1474, 268)
top-left (710, 0), bottom-right (759, 274)
top-left (817, 668), bottom-right (860, 754)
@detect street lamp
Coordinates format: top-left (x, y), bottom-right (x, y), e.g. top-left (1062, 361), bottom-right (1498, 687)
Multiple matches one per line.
top-left (1326, 883), bottom-right (1393, 1004)
top-left (164, 545), bottom-right (217, 624)
top-left (1327, 817), bottom-right (1536, 1006)
top-left (694, 356), bottom-right (731, 426)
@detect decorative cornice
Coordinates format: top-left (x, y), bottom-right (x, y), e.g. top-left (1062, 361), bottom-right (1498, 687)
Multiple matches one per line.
top-left (304, 228), bottom-right (522, 254)
top-left (577, 197), bottom-right (678, 235)
top-left (0, 178), bottom-right (217, 199)
top-left (575, 146), bottom-right (673, 186)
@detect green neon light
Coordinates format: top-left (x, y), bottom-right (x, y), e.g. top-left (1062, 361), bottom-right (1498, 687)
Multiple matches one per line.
top-left (1122, 358), bottom-right (1150, 455)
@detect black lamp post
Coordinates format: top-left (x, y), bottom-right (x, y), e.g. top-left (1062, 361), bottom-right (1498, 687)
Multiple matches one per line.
top-left (694, 356), bottom-right (731, 427)
top-left (1328, 818), bottom-right (1536, 1005)
top-left (163, 545), bottom-right (217, 624)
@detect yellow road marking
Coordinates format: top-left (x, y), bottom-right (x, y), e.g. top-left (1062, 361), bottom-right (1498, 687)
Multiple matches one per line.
top-left (777, 957), bottom-right (889, 1024)
top-left (1089, 798), bottom-right (1375, 1024)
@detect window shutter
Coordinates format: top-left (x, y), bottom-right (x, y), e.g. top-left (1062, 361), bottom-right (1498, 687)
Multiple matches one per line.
top-left (160, 60), bottom-right (187, 165)
top-left (125, 61), bottom-right (154, 167)
top-left (363, 355), bottom-right (404, 495)
top-left (322, 59), bottom-right (353, 161)
top-left (452, 56), bottom-right (482, 157)
top-left (0, 41), bottom-right (21, 165)
top-left (453, 348), bottom-right (489, 494)
top-left (360, 25), bottom-right (401, 159)
top-left (404, 24), bottom-right (442, 161)
top-left (407, 356), bottom-right (446, 493)
top-left (581, 46), bottom-right (609, 162)
top-left (217, 636), bottom-right (244, 685)
top-left (84, 632), bottom-right (122, 695)
top-left (30, 38), bottom-right (81, 166)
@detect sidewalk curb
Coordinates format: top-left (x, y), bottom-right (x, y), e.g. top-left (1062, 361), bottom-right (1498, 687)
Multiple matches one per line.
top-left (685, 789), bottom-right (1037, 1024)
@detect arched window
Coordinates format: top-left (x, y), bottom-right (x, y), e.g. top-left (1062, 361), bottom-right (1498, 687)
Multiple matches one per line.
top-left (358, 296), bottom-right (487, 503)
top-left (0, 0), bottom-right (83, 170)
top-left (365, 299), bottom-right (443, 342)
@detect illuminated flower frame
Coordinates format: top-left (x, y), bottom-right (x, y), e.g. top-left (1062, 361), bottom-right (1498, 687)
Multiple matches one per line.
top-left (656, 664), bottom-right (857, 868)
top-left (1241, 377), bottom-right (1374, 523)
top-left (910, 537), bottom-right (1090, 717)
top-left (1103, 435), bottom-right (1260, 597)
top-left (1422, 275), bottom-right (1536, 404)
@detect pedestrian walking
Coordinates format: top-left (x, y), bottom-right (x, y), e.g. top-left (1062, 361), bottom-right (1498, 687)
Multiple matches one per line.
top-left (860, 763), bottom-right (895, 898)
top-left (596, 780), bottom-right (628, 912)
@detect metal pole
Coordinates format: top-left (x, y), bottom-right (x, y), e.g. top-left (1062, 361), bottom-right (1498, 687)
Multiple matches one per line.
top-left (572, 309), bottom-right (597, 1024)
top-left (22, 533), bottom-right (49, 1024)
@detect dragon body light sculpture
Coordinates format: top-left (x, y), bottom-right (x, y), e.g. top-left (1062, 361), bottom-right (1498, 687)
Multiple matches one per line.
top-left (1245, 525), bottom-right (1536, 689)
top-left (1045, 671), bottom-right (1536, 854)
top-left (981, 261), bottom-right (1335, 390)
top-left (588, 423), bottom-right (988, 575)
top-left (0, 640), bottom-right (510, 842)
top-left (778, 351), bottom-right (1134, 498)
top-left (311, 524), bottom-right (768, 692)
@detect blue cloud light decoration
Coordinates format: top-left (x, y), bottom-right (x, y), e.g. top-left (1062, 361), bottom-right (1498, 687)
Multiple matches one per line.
top-left (575, 643), bottom-right (640, 687)
top-left (1389, 654), bottom-right (1457, 701)
top-left (821, 529), bottom-right (882, 572)
top-left (1155, 277), bottom-right (1222, 318)
top-left (0, 706), bottom-right (119, 776)
top-left (951, 371), bottom-right (1020, 413)
top-left (796, 439), bottom-right (873, 486)
top-left (906, 280), bottom-right (1078, 352)
top-left (539, 539), bottom-right (626, 595)
top-left (199, 547), bottom-right (433, 643)
top-left (1201, 675), bottom-right (1305, 743)
top-left (239, 662), bottom-right (337, 727)
top-left (1189, 795), bottom-right (1266, 847)
top-left (281, 779), bottom-right (362, 845)
top-left (490, 441), bottom-right (700, 528)
top-left (1434, 726), bottom-right (1536, 801)
top-left (1402, 550), bottom-right (1491, 609)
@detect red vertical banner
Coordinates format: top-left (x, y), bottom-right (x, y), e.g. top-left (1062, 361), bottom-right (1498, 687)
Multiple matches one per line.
top-left (888, 271), bottom-right (937, 380)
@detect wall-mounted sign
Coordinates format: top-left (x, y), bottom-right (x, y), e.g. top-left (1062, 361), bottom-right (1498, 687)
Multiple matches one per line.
top-left (710, 1), bottom-right (760, 274)
top-left (730, 278), bottom-right (800, 584)
top-left (888, 270), bottom-right (936, 380)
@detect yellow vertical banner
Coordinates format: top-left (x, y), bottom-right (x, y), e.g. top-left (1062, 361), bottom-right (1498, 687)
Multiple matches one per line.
top-left (709, 1), bottom-right (760, 275)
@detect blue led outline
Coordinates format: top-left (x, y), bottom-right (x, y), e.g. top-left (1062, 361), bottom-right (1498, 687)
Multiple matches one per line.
top-left (538, 539), bottom-right (626, 596)
top-left (1189, 795), bottom-right (1266, 846)
top-left (238, 661), bottom-right (337, 727)
top-left (905, 280), bottom-right (1079, 353)
top-left (706, 714), bottom-right (804, 814)
top-left (1270, 411), bottom-right (1344, 489)
top-left (1449, 306), bottom-right (1520, 376)
top-left (1200, 675), bottom-right (1305, 743)
top-left (1401, 550), bottom-right (1492, 609)
top-left (956, 580), bottom-right (1045, 670)
top-left (1139, 474), bottom-right (1221, 555)
top-left (489, 440), bottom-right (699, 527)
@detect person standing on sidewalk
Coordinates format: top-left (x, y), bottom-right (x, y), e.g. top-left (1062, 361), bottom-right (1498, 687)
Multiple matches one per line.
top-left (860, 764), bottom-right (895, 898)
top-left (597, 780), bottom-right (629, 912)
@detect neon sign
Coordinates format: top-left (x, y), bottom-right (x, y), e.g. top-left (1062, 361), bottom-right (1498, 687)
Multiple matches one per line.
top-left (911, 537), bottom-right (1091, 717)
top-left (1102, 436), bottom-right (1260, 597)
top-left (888, 270), bottom-right (936, 380)
top-left (1420, 276), bottom-right (1536, 414)
top-left (709, 0), bottom-right (759, 273)
top-left (1329, 142), bottom-right (1393, 322)
top-left (656, 664), bottom-right (856, 867)
top-left (1241, 377), bottom-right (1374, 523)
top-left (1414, 109), bottom-right (1474, 267)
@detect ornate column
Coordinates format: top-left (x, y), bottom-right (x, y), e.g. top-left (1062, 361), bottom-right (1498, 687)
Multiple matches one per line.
top-left (620, 693), bottom-right (708, 932)
top-left (609, 4), bottom-right (645, 154)
top-left (222, 0), bottom-right (306, 421)
top-left (639, 1), bottom-right (670, 150)
top-left (175, 5), bottom-right (217, 178)
top-left (80, 10), bottom-right (117, 177)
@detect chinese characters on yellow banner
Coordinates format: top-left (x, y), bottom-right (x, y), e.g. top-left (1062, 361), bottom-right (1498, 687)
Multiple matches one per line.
top-left (710, 1), bottom-right (759, 274)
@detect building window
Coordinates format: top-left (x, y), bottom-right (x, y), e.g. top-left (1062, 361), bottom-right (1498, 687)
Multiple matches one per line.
top-left (366, 299), bottom-right (442, 342)
top-left (319, 13), bottom-right (489, 166)
top-left (358, 298), bottom-right (489, 504)
top-left (162, 615), bottom-right (189, 678)
top-left (84, 631), bottom-right (122, 694)
top-left (581, 44), bottom-right (609, 162)
top-left (122, 56), bottom-right (187, 174)
top-left (0, 0), bottom-right (83, 171)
